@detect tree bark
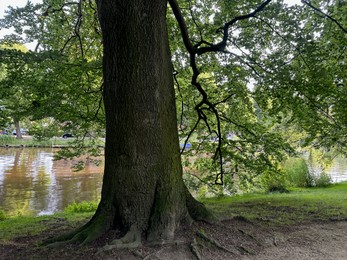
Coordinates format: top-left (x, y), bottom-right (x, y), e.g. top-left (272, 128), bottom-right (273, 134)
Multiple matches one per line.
top-left (97, 0), bottom-right (189, 241)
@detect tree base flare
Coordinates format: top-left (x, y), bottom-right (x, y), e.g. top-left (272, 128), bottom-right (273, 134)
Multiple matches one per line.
top-left (102, 224), bottom-right (142, 251)
top-left (185, 187), bottom-right (219, 224)
top-left (43, 208), bottom-right (113, 247)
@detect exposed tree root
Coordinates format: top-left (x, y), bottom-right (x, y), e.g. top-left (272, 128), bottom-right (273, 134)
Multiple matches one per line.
top-left (135, 240), bottom-right (188, 260)
top-left (190, 238), bottom-right (202, 260)
top-left (196, 230), bottom-right (240, 255)
top-left (102, 224), bottom-right (141, 251)
top-left (142, 247), bottom-right (166, 260)
top-left (43, 208), bottom-right (113, 247)
top-left (238, 228), bottom-right (262, 246)
top-left (185, 187), bottom-right (218, 224)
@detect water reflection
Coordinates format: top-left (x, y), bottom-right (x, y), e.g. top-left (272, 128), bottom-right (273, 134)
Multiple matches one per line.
top-left (327, 157), bottom-right (347, 183)
top-left (0, 148), bottom-right (103, 216)
top-left (1, 148), bottom-right (347, 217)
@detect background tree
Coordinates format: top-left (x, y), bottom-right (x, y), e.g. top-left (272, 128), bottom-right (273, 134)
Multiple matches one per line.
top-left (0, 44), bottom-right (32, 138)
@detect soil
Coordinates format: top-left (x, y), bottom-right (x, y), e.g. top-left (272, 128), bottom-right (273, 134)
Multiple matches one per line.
top-left (1, 217), bottom-right (346, 260)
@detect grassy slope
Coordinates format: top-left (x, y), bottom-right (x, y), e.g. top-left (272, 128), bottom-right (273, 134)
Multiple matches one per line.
top-left (1, 182), bottom-right (347, 241)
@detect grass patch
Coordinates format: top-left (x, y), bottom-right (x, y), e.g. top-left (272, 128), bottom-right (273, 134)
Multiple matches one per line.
top-left (0, 211), bottom-right (93, 241)
top-left (64, 200), bottom-right (98, 213)
top-left (0, 201), bottom-right (97, 241)
top-left (1, 184), bottom-right (347, 242)
top-left (203, 181), bottom-right (347, 225)
top-left (0, 210), bottom-right (6, 221)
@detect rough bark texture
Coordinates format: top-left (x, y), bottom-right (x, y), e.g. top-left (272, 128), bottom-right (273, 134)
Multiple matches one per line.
top-left (96, 0), bottom-right (189, 241)
top-left (47, 1), bottom-right (214, 246)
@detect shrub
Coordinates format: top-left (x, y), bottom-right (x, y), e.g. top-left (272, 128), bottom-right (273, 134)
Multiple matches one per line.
top-left (261, 169), bottom-right (289, 193)
top-left (315, 172), bottom-right (332, 187)
top-left (0, 135), bottom-right (14, 146)
top-left (283, 157), bottom-right (332, 188)
top-left (283, 158), bottom-right (314, 187)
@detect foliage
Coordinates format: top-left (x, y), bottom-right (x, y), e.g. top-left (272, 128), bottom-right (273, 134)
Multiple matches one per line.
top-left (283, 157), bottom-right (312, 188)
top-left (315, 172), bottom-right (332, 188)
top-left (282, 155), bottom-right (332, 188)
top-left (260, 169), bottom-right (289, 193)
top-left (0, 135), bottom-right (14, 146)
top-left (29, 118), bottom-right (61, 141)
top-left (0, 0), bottom-right (105, 162)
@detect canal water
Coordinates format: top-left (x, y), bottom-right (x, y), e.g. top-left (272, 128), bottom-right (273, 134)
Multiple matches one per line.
top-left (0, 148), bottom-right (103, 216)
top-left (1, 148), bottom-right (347, 216)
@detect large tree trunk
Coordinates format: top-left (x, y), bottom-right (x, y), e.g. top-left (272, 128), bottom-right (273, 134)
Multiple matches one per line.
top-left (98, 0), bottom-right (189, 241)
top-left (47, 0), bottom-right (214, 247)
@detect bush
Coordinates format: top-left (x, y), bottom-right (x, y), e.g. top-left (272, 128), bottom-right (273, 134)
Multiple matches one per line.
top-left (0, 135), bottom-right (14, 146)
top-left (64, 201), bottom-right (98, 213)
top-left (261, 169), bottom-right (289, 193)
top-left (283, 158), bottom-right (314, 188)
top-left (283, 157), bottom-right (332, 188)
top-left (315, 172), bottom-right (332, 187)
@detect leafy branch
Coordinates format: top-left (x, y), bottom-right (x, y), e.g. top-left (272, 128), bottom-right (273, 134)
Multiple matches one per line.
top-left (302, 0), bottom-right (347, 34)
top-left (169, 0), bottom-right (272, 184)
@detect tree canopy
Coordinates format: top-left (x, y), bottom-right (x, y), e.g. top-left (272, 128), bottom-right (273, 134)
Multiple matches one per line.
top-left (1, 0), bottom-right (346, 188)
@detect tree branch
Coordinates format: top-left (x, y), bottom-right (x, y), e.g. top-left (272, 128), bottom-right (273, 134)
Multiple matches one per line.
top-left (196, 0), bottom-right (272, 55)
top-left (302, 0), bottom-right (347, 34)
top-left (169, 0), bottom-right (273, 185)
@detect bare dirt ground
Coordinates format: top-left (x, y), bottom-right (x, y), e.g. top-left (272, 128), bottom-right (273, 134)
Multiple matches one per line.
top-left (1, 217), bottom-right (346, 260)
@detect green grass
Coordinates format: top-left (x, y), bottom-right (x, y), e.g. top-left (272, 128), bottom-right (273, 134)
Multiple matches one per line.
top-left (203, 181), bottom-right (347, 225)
top-left (64, 200), bottom-right (99, 213)
top-left (0, 211), bottom-right (93, 241)
top-left (1, 184), bottom-right (347, 241)
top-left (0, 201), bottom-right (98, 241)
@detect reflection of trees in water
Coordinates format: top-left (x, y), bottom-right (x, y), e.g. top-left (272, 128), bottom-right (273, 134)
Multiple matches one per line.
top-left (0, 148), bottom-right (103, 216)
top-left (0, 149), bottom-right (34, 215)
top-left (0, 150), bottom-right (16, 197)
top-left (329, 157), bottom-right (347, 182)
